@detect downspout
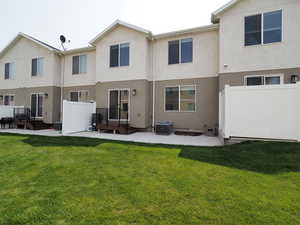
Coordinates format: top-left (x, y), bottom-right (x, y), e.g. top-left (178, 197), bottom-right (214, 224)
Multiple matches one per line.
top-left (60, 53), bottom-right (65, 122)
top-left (151, 37), bottom-right (156, 132)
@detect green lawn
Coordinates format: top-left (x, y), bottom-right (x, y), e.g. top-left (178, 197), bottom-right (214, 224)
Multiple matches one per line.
top-left (0, 134), bottom-right (300, 225)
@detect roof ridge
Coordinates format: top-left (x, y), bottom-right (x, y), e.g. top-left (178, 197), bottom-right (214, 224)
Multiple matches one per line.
top-left (20, 32), bottom-right (61, 52)
top-left (89, 19), bottom-right (152, 45)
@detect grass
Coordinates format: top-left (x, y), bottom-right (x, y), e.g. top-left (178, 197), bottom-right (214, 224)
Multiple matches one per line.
top-left (0, 134), bottom-right (300, 225)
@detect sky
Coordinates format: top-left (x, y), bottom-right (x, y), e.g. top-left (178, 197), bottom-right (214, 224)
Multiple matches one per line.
top-left (0, 0), bottom-right (228, 51)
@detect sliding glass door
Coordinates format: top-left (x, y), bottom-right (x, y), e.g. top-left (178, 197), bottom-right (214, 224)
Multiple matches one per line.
top-left (31, 94), bottom-right (43, 118)
top-left (109, 89), bottom-right (129, 120)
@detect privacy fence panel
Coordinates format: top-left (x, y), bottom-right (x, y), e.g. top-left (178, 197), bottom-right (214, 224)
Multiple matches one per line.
top-left (220, 83), bottom-right (300, 141)
top-left (0, 106), bottom-right (24, 119)
top-left (62, 100), bottom-right (96, 135)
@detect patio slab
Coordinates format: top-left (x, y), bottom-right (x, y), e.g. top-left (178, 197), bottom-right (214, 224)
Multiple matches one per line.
top-left (0, 129), bottom-right (222, 146)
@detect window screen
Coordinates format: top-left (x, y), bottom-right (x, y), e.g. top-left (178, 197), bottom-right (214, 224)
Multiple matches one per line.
top-left (4, 96), bottom-right (10, 106)
top-left (245, 14), bottom-right (262, 46)
top-left (72, 56), bottom-right (80, 74)
top-left (37, 94), bottom-right (43, 117)
top-left (110, 45), bottom-right (119, 67)
top-left (4, 63), bottom-right (10, 80)
top-left (31, 94), bottom-right (37, 117)
top-left (165, 87), bottom-right (179, 111)
top-left (168, 40), bottom-right (180, 65)
top-left (32, 58), bottom-right (38, 76)
top-left (246, 76), bottom-right (264, 86)
top-left (70, 92), bottom-right (79, 102)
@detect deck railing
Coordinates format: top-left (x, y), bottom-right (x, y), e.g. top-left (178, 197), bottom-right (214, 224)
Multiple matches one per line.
top-left (94, 107), bottom-right (129, 128)
top-left (13, 108), bottom-right (31, 121)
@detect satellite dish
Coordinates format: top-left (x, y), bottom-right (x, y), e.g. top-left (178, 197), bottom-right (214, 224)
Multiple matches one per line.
top-left (60, 35), bottom-right (66, 43)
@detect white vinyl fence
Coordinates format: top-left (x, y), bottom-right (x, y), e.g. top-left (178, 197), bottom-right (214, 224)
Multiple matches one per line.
top-left (219, 83), bottom-right (300, 141)
top-left (0, 106), bottom-right (24, 119)
top-left (62, 100), bottom-right (96, 135)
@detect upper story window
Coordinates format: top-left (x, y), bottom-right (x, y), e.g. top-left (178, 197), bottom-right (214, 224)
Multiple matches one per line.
top-left (245, 10), bottom-right (282, 46)
top-left (32, 57), bottom-right (44, 76)
top-left (264, 11), bottom-right (282, 44)
top-left (165, 85), bottom-right (196, 112)
top-left (72, 55), bottom-right (87, 75)
top-left (245, 75), bottom-right (283, 86)
top-left (168, 38), bottom-right (193, 65)
top-left (110, 43), bottom-right (130, 67)
top-left (4, 62), bottom-right (15, 80)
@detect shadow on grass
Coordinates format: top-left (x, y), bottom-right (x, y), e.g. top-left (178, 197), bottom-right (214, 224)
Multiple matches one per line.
top-left (179, 141), bottom-right (300, 174)
top-left (2, 133), bottom-right (300, 174)
top-left (22, 134), bottom-right (106, 147)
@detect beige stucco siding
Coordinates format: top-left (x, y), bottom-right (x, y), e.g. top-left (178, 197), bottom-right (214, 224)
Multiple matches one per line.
top-left (53, 54), bottom-right (62, 86)
top-left (0, 86), bottom-right (61, 123)
top-left (219, 67), bottom-right (300, 90)
top-left (218, 0), bottom-right (300, 74)
top-left (94, 26), bottom-right (151, 82)
top-left (62, 50), bottom-right (96, 87)
top-left (152, 30), bottom-right (219, 81)
top-left (95, 80), bottom-right (151, 128)
top-left (154, 77), bottom-right (219, 130)
top-left (0, 37), bottom-right (61, 89)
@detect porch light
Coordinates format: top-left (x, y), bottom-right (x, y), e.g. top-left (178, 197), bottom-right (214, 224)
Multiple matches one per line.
top-left (44, 93), bottom-right (49, 99)
top-left (132, 89), bottom-right (137, 96)
top-left (291, 75), bottom-right (299, 84)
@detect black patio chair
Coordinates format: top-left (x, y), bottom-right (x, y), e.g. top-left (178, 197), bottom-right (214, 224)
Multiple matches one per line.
top-left (0, 118), bottom-right (5, 129)
top-left (0, 117), bottom-right (14, 129)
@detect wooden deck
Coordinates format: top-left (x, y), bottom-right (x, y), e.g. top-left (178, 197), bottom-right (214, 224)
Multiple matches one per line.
top-left (15, 120), bottom-right (51, 130)
top-left (97, 123), bottom-right (137, 135)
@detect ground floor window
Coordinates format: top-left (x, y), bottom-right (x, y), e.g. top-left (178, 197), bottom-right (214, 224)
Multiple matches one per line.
top-left (31, 94), bottom-right (43, 118)
top-left (1, 95), bottom-right (15, 106)
top-left (70, 91), bottom-right (89, 102)
top-left (165, 85), bottom-right (196, 112)
top-left (245, 75), bottom-right (283, 86)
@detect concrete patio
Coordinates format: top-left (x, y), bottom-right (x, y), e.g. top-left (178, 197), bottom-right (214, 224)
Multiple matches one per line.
top-left (0, 129), bottom-right (222, 146)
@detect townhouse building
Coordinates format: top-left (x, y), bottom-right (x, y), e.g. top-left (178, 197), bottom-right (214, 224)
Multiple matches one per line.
top-left (0, 0), bottom-right (299, 132)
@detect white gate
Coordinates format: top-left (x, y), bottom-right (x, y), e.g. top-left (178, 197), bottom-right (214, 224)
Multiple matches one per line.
top-left (219, 83), bottom-right (300, 141)
top-left (62, 100), bottom-right (96, 135)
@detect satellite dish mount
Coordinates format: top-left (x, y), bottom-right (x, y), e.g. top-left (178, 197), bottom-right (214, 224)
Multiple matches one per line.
top-left (60, 35), bottom-right (68, 51)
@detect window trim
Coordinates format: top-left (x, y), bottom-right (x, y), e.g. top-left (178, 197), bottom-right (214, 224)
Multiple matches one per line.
top-left (109, 42), bottom-right (130, 68)
top-left (31, 57), bottom-right (44, 77)
top-left (245, 10), bottom-right (283, 47)
top-left (69, 90), bottom-right (89, 102)
top-left (164, 85), bottom-right (196, 113)
top-left (168, 38), bottom-right (193, 65)
top-left (2, 94), bottom-right (15, 106)
top-left (4, 62), bottom-right (15, 80)
top-left (72, 55), bottom-right (87, 75)
top-left (244, 74), bottom-right (284, 86)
